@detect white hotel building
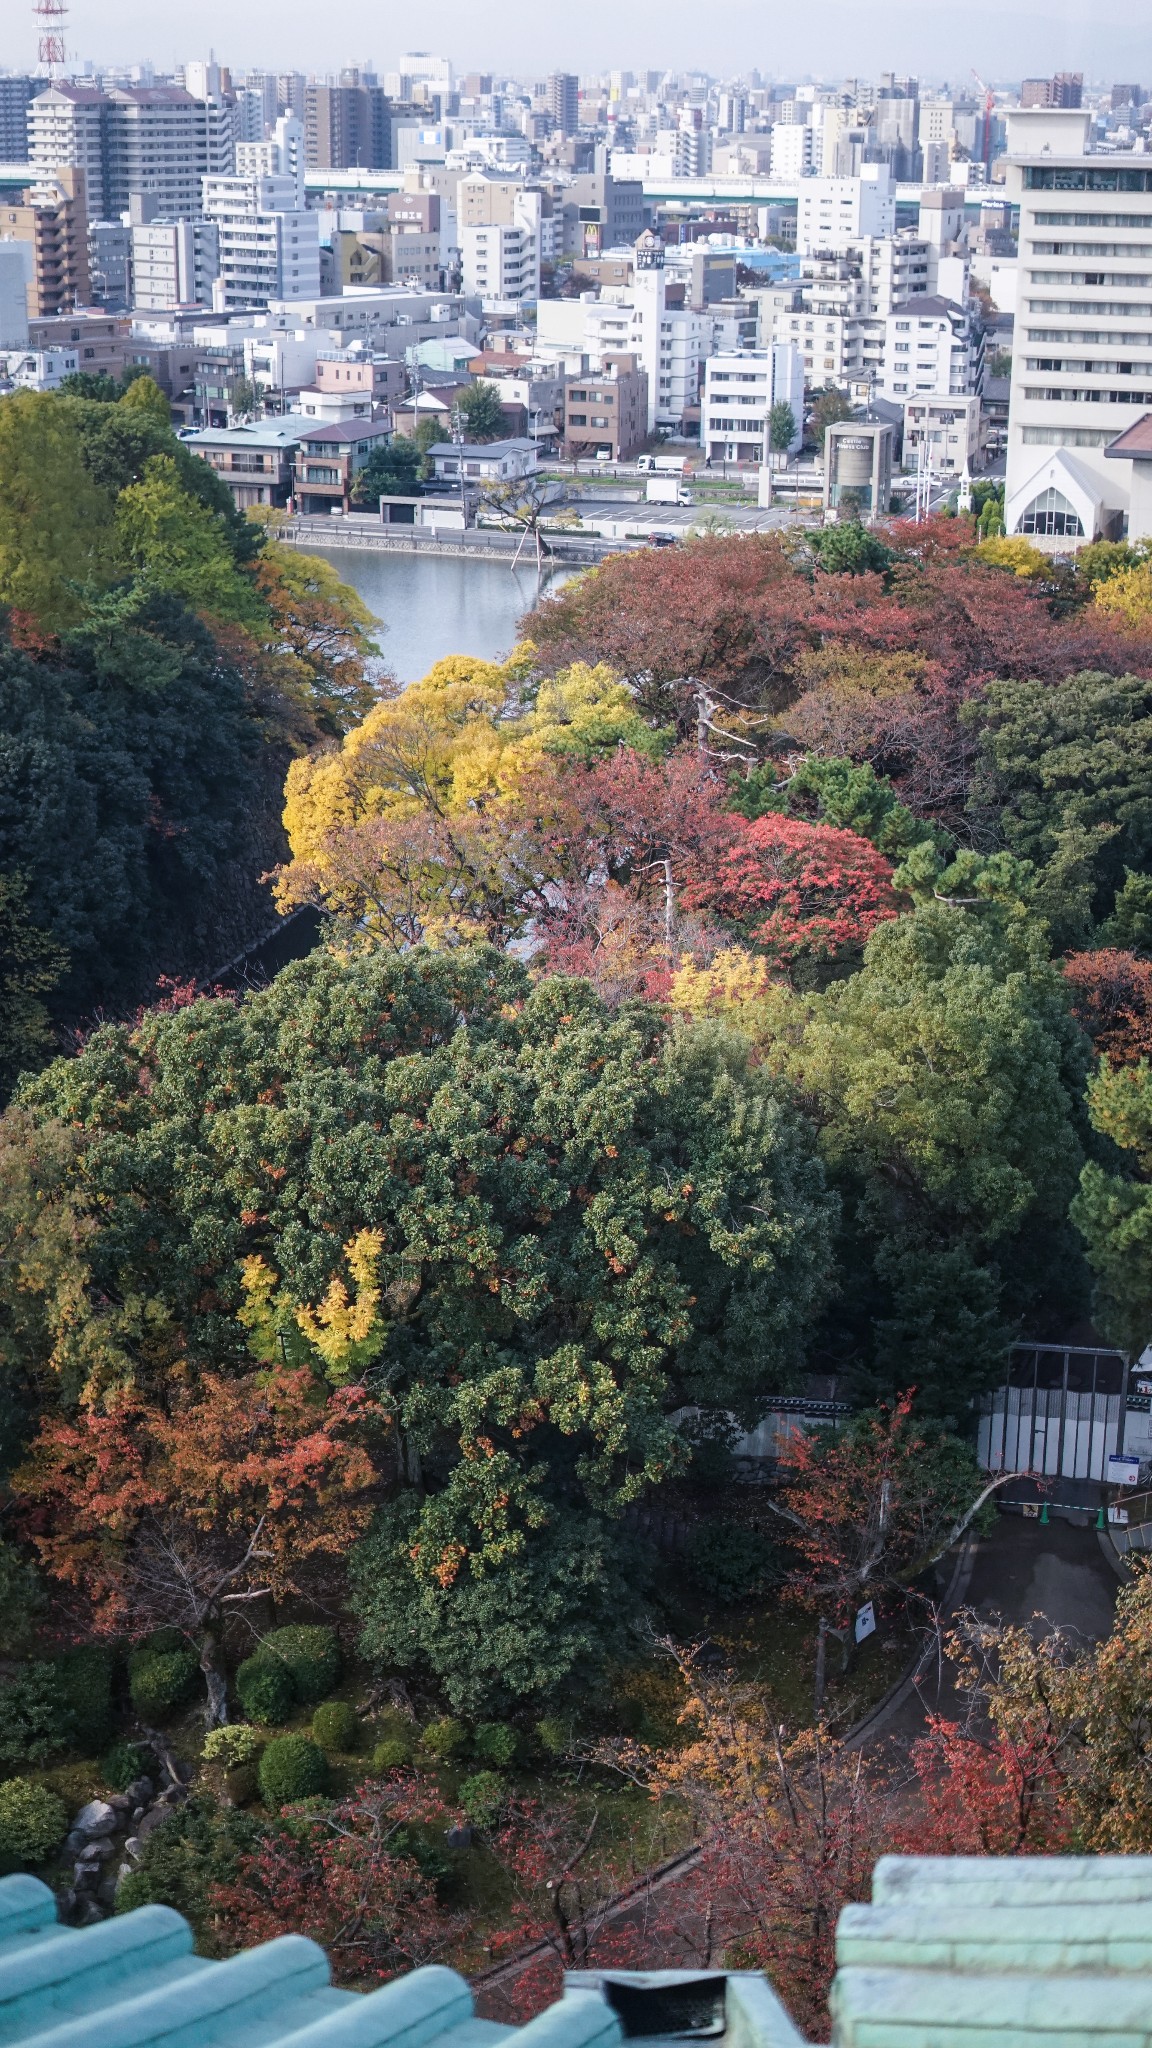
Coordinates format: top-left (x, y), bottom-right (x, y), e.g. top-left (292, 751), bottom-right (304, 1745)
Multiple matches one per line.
top-left (1005, 106), bottom-right (1152, 544)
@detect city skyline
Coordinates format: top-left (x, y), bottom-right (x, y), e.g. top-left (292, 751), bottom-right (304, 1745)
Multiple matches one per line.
top-left (3, 1), bottom-right (1151, 93)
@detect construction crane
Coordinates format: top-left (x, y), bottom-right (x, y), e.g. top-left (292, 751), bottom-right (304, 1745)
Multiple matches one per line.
top-left (33, 0), bottom-right (67, 75)
top-left (971, 69), bottom-right (995, 173)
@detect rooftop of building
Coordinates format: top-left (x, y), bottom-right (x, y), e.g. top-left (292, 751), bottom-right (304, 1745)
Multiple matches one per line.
top-left (297, 417), bottom-right (391, 443)
top-left (185, 417), bottom-right (312, 447)
top-left (1105, 412), bottom-right (1152, 460)
top-left (891, 293), bottom-right (966, 317)
top-left (429, 436), bottom-right (539, 456)
top-left (5, 1854), bottom-right (1152, 2047)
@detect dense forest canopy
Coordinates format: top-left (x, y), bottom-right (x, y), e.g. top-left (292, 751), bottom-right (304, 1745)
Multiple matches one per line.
top-left (4, 477), bottom-right (1152, 1731)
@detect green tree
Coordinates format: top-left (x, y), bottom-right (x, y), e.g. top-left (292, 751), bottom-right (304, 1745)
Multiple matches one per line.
top-left (5, 947), bottom-right (834, 1709)
top-left (58, 371), bottom-right (123, 403)
top-left (0, 392), bottom-right (116, 628)
top-left (1072, 1059), bottom-right (1152, 1351)
top-left (779, 904), bottom-right (1089, 1411)
top-left (769, 401), bottom-right (796, 457)
top-left (350, 439), bottom-right (422, 506)
top-left (964, 671), bottom-right (1152, 948)
top-left (114, 455), bottom-right (265, 627)
top-left (117, 374), bottom-right (173, 428)
top-left (809, 522), bottom-right (892, 576)
top-left (808, 386), bottom-right (854, 451)
top-left (0, 873), bottom-right (66, 1102)
top-left (454, 380), bottom-right (507, 443)
top-left (0, 596), bottom-right (267, 1022)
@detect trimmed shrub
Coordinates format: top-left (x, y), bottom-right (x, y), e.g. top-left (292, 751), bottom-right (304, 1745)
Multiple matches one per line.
top-left (684, 1523), bottom-right (780, 1605)
top-left (0, 1779), bottom-right (67, 1870)
top-left (372, 1737), bottom-right (411, 1773)
top-left (257, 1627), bottom-right (340, 1706)
top-left (103, 1739), bottom-right (153, 1791)
top-left (421, 1716), bottom-right (467, 1761)
top-left (258, 1734), bottom-right (330, 1808)
top-left (235, 1657), bottom-right (293, 1726)
top-left (129, 1646), bottom-right (199, 1721)
top-left (458, 1770), bottom-right (506, 1828)
top-left (202, 1726), bottom-right (264, 1770)
top-left (473, 1722), bottom-right (518, 1768)
top-left (311, 1701), bottom-right (359, 1751)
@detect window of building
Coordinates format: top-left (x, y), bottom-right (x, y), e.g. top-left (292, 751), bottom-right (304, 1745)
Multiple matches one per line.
top-left (1018, 485), bottom-right (1084, 537)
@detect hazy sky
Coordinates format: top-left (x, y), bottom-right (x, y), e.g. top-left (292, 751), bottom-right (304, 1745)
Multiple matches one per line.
top-left (4, 0), bottom-right (1150, 90)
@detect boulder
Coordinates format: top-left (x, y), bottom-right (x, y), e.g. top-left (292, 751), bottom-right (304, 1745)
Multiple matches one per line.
top-left (124, 1777), bottom-right (154, 1806)
top-left (72, 1800), bottom-right (117, 1839)
top-left (62, 1832), bottom-right (86, 1859)
top-left (77, 1840), bottom-right (116, 1864)
top-left (135, 1806), bottom-right (173, 1842)
top-left (107, 1794), bottom-right (133, 1814)
top-left (123, 1837), bottom-right (142, 1862)
top-left (445, 1824), bottom-right (473, 1849)
top-left (74, 1900), bottom-right (105, 1925)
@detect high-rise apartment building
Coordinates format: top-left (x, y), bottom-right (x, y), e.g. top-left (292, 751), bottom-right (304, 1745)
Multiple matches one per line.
top-left (0, 167), bottom-right (90, 316)
top-left (131, 217), bottom-right (219, 308)
top-left (236, 114), bottom-right (304, 204)
top-left (29, 82), bottom-right (231, 221)
top-left (203, 171), bottom-right (319, 309)
top-left (0, 77), bottom-right (35, 161)
top-left (1004, 105), bottom-right (1152, 542)
top-left (548, 74), bottom-right (579, 138)
top-left (460, 188), bottom-right (541, 304)
top-left (304, 83), bottom-right (390, 169)
top-left (797, 169), bottom-right (896, 255)
top-left (1021, 73), bottom-right (1083, 109)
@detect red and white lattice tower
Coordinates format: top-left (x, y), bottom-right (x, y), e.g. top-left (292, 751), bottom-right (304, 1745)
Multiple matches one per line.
top-left (34, 0), bottom-right (68, 77)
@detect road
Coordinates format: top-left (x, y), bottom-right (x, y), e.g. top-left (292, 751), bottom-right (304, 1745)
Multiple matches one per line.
top-left (877, 1512), bottom-right (1120, 1748)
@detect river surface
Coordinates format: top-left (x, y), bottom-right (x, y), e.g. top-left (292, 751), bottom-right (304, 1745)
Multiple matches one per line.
top-left (311, 547), bottom-right (575, 683)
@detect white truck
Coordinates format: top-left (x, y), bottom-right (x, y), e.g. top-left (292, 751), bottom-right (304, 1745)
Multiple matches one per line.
top-left (646, 477), bottom-right (694, 505)
top-left (637, 454), bottom-right (690, 476)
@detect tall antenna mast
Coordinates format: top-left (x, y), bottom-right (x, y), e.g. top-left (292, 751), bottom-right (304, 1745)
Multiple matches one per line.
top-left (34, 0), bottom-right (68, 78)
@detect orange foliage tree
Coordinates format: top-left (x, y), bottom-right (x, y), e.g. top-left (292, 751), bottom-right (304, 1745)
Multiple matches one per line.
top-left (1064, 948), bottom-right (1152, 1066)
top-left (15, 1366), bottom-right (378, 1722)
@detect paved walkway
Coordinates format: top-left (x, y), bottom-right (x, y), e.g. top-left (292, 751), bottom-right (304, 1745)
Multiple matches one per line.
top-left (878, 1513), bottom-right (1119, 1747)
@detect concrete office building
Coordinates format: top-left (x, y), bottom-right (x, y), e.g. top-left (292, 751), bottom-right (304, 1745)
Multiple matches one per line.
top-left (796, 169), bottom-right (896, 256)
top-left (558, 171), bottom-right (645, 259)
top-left (903, 392), bottom-right (982, 474)
top-left (1004, 106), bottom-right (1152, 544)
top-left (701, 346), bottom-right (805, 464)
top-left (563, 352), bottom-right (649, 459)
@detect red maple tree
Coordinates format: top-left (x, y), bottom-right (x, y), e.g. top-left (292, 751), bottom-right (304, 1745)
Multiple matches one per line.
top-left (15, 1367), bottom-right (378, 1721)
top-left (697, 812), bottom-right (901, 968)
top-left (210, 1773), bottom-right (464, 1980)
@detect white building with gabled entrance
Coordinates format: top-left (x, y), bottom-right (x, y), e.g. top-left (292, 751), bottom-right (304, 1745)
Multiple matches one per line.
top-left (1004, 105), bottom-right (1152, 544)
